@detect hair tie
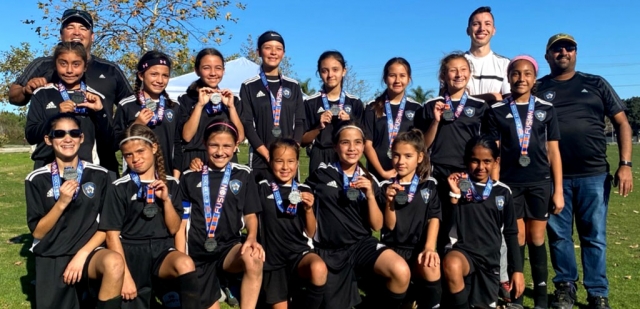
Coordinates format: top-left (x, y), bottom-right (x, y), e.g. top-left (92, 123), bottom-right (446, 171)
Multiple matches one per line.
top-left (207, 122), bottom-right (238, 136)
top-left (119, 136), bottom-right (154, 147)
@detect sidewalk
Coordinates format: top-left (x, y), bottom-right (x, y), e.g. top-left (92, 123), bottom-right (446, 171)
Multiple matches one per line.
top-left (0, 145), bottom-right (32, 153)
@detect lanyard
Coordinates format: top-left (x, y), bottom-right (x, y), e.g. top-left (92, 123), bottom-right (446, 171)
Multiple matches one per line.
top-left (444, 91), bottom-right (468, 119)
top-left (321, 90), bottom-right (346, 111)
top-left (205, 102), bottom-right (225, 115)
top-left (508, 96), bottom-right (536, 156)
top-left (51, 160), bottom-right (84, 200)
top-left (259, 69), bottom-right (283, 127)
top-left (58, 81), bottom-right (87, 114)
top-left (395, 174), bottom-right (420, 203)
top-left (384, 95), bottom-right (407, 149)
top-left (335, 162), bottom-right (364, 199)
top-left (465, 176), bottom-right (493, 201)
top-left (203, 164), bottom-right (232, 238)
top-left (270, 181), bottom-right (298, 215)
top-left (138, 91), bottom-right (166, 126)
top-left (129, 171), bottom-right (155, 201)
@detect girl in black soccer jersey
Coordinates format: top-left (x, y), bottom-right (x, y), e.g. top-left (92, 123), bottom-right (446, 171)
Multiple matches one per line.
top-left (487, 55), bottom-right (563, 308)
top-left (302, 51), bottom-right (364, 174)
top-left (363, 57), bottom-right (422, 181)
top-left (258, 138), bottom-right (327, 309)
top-left (380, 129), bottom-right (441, 308)
top-left (178, 121), bottom-right (264, 309)
top-left (100, 124), bottom-right (198, 309)
top-left (442, 136), bottom-right (524, 309)
top-left (240, 30), bottom-right (305, 182)
top-left (114, 51), bottom-right (183, 179)
top-left (26, 42), bottom-right (115, 169)
top-left (26, 114), bottom-right (123, 309)
top-left (180, 48), bottom-right (245, 166)
top-left (305, 122), bottom-right (410, 309)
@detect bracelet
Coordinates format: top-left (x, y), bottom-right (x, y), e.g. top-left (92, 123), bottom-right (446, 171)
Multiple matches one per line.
top-left (449, 191), bottom-right (461, 199)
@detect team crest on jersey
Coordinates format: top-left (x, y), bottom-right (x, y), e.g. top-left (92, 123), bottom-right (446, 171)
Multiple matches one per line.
top-left (161, 291), bottom-right (180, 308)
top-left (464, 106), bottom-right (475, 117)
top-left (229, 179), bottom-right (242, 195)
top-left (535, 110), bottom-right (547, 121)
top-left (421, 188), bottom-right (431, 203)
top-left (405, 110), bottom-right (415, 121)
top-left (543, 91), bottom-right (555, 101)
top-left (283, 87), bottom-right (292, 99)
top-left (165, 110), bottom-right (174, 122)
top-left (82, 182), bottom-right (96, 198)
top-left (344, 105), bottom-right (352, 114)
top-left (495, 196), bottom-right (505, 210)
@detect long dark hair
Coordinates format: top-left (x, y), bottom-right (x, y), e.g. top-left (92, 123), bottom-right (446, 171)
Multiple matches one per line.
top-left (317, 50), bottom-right (346, 89)
top-left (121, 124), bottom-right (168, 184)
top-left (464, 135), bottom-right (500, 165)
top-left (51, 42), bottom-right (87, 84)
top-left (186, 48), bottom-right (226, 98)
top-left (203, 120), bottom-right (239, 144)
top-left (392, 129), bottom-right (431, 181)
top-left (371, 57), bottom-right (412, 118)
top-left (332, 121), bottom-right (373, 181)
top-left (134, 50), bottom-right (175, 107)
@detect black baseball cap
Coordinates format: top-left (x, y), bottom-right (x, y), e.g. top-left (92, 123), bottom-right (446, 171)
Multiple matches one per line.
top-left (61, 9), bottom-right (93, 29)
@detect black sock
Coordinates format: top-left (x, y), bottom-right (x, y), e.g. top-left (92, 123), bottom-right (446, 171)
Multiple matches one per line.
top-left (97, 295), bottom-right (122, 309)
top-left (415, 279), bottom-right (442, 309)
top-left (510, 245), bottom-right (526, 304)
top-left (529, 242), bottom-right (548, 308)
top-left (297, 283), bottom-right (325, 309)
top-left (177, 271), bottom-right (199, 309)
top-left (377, 288), bottom-right (406, 309)
top-left (451, 289), bottom-right (469, 309)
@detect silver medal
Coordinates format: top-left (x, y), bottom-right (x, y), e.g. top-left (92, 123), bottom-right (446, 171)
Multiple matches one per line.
top-left (143, 203), bottom-right (159, 218)
top-left (443, 109), bottom-right (454, 121)
top-left (346, 188), bottom-right (360, 201)
top-left (272, 126), bottom-right (282, 138)
top-left (519, 155), bottom-right (531, 167)
top-left (288, 190), bottom-right (302, 205)
top-left (204, 238), bottom-right (217, 252)
top-left (70, 92), bottom-right (85, 104)
top-left (145, 100), bottom-right (157, 112)
top-left (387, 149), bottom-right (393, 159)
top-left (459, 179), bottom-right (473, 192)
top-left (395, 191), bottom-right (409, 205)
top-left (330, 105), bottom-right (341, 116)
top-left (210, 93), bottom-right (222, 105)
top-left (63, 167), bottom-right (78, 181)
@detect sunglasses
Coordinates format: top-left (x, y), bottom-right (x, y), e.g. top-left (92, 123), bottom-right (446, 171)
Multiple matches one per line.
top-left (50, 129), bottom-right (82, 139)
top-left (550, 45), bottom-right (577, 53)
top-left (62, 9), bottom-right (92, 21)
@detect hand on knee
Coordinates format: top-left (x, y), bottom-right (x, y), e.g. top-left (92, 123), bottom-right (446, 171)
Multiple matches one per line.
top-left (421, 264), bottom-right (441, 282)
top-left (241, 253), bottom-right (263, 277)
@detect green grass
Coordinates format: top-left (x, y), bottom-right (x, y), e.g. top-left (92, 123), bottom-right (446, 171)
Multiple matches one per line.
top-left (1, 147), bottom-right (640, 308)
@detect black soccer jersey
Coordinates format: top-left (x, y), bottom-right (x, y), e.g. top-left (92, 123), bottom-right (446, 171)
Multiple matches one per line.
top-left (447, 181), bottom-right (522, 272)
top-left (305, 163), bottom-right (382, 248)
top-left (114, 95), bottom-right (183, 173)
top-left (536, 72), bottom-right (626, 177)
top-left (379, 178), bottom-right (441, 249)
top-left (415, 96), bottom-right (488, 170)
top-left (240, 74), bottom-right (305, 169)
top-left (488, 97), bottom-right (561, 185)
top-left (25, 84), bottom-right (114, 164)
top-left (25, 162), bottom-right (110, 257)
top-left (179, 93), bottom-right (243, 152)
top-left (257, 176), bottom-right (313, 270)
top-left (99, 175), bottom-right (182, 240)
top-left (180, 163), bottom-right (260, 259)
top-left (363, 98), bottom-right (422, 179)
top-left (304, 92), bottom-right (365, 148)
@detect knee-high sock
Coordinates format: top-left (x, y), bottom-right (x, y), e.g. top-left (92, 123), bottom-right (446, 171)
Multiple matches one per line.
top-left (96, 295), bottom-right (122, 309)
top-left (451, 288), bottom-right (469, 309)
top-left (529, 242), bottom-right (549, 308)
top-left (416, 279), bottom-right (442, 309)
top-left (511, 245), bottom-right (526, 305)
top-left (296, 283), bottom-right (325, 309)
top-left (177, 271), bottom-right (199, 309)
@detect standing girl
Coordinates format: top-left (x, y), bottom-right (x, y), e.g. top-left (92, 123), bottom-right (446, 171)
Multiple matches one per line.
top-left (258, 138), bottom-right (327, 309)
top-left (100, 124), bottom-right (198, 309)
top-left (442, 136), bottom-right (524, 308)
top-left (180, 48), bottom-right (245, 165)
top-left (487, 55), bottom-right (563, 307)
top-left (26, 114), bottom-right (124, 309)
top-left (114, 51), bottom-right (183, 178)
top-left (302, 50), bottom-right (364, 174)
top-left (179, 121), bottom-right (264, 309)
top-left (240, 30), bottom-right (305, 182)
top-left (306, 122), bottom-right (410, 309)
top-left (380, 129), bottom-right (441, 308)
top-left (26, 42), bottom-right (114, 170)
top-left (363, 57), bottom-right (422, 181)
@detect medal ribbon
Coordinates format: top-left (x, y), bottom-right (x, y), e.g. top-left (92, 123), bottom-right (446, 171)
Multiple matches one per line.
top-left (205, 102), bottom-right (225, 115)
top-left (443, 91), bottom-right (468, 119)
top-left (57, 81), bottom-right (87, 114)
top-left (321, 90), bottom-right (346, 111)
top-left (138, 91), bottom-right (166, 126)
top-left (129, 171), bottom-right (158, 199)
top-left (203, 163), bottom-right (232, 239)
top-left (259, 69), bottom-right (283, 128)
top-left (508, 95), bottom-right (535, 156)
top-left (334, 162), bottom-right (363, 199)
top-left (384, 95), bottom-right (407, 149)
top-left (394, 174), bottom-right (420, 203)
top-left (464, 176), bottom-right (493, 201)
top-left (51, 160), bottom-right (84, 200)
top-left (271, 181), bottom-right (298, 215)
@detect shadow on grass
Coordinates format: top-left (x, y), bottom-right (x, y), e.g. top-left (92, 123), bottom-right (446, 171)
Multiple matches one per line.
top-left (519, 287), bottom-right (590, 309)
top-left (10, 233), bottom-right (35, 308)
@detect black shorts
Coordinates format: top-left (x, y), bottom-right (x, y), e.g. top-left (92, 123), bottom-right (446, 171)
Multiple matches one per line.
top-left (121, 238), bottom-right (175, 309)
top-left (450, 248), bottom-right (500, 308)
top-left (432, 163), bottom-right (465, 255)
top-left (308, 146), bottom-right (338, 175)
top-left (192, 242), bottom-right (239, 309)
top-left (316, 237), bottom-right (390, 309)
top-left (388, 245), bottom-right (421, 266)
top-left (35, 248), bottom-right (102, 309)
top-left (511, 182), bottom-right (551, 220)
top-left (261, 252), bottom-right (310, 304)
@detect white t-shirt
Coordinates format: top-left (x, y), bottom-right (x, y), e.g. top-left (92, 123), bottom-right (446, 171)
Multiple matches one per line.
top-left (465, 51), bottom-right (510, 96)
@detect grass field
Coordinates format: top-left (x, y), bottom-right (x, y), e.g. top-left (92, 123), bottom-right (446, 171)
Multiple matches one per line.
top-left (1, 146), bottom-right (640, 308)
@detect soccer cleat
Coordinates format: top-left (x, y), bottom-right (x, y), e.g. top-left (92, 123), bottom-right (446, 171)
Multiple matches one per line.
top-left (587, 296), bottom-right (610, 309)
top-left (224, 287), bottom-right (239, 306)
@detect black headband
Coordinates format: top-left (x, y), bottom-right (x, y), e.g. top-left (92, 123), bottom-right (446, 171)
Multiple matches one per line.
top-left (140, 58), bottom-right (171, 72)
top-left (257, 31), bottom-right (285, 50)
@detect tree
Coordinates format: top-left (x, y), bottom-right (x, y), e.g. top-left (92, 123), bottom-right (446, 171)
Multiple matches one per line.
top-left (299, 78), bottom-right (317, 96)
top-left (0, 43), bottom-right (38, 104)
top-left (624, 97), bottom-right (640, 135)
top-left (22, 0), bottom-right (246, 80)
top-left (342, 65), bottom-right (371, 101)
top-left (409, 86), bottom-right (435, 103)
top-left (239, 34), bottom-right (295, 77)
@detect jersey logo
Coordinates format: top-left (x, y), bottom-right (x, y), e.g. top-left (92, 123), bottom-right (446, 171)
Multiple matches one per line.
top-left (543, 91), bottom-right (555, 101)
top-left (535, 110), bottom-right (547, 121)
top-left (283, 87), bottom-right (292, 99)
top-left (267, 194), bottom-right (274, 199)
top-left (82, 182), bottom-right (96, 198)
top-left (161, 291), bottom-right (180, 308)
top-left (327, 180), bottom-right (338, 188)
top-left (229, 179), bottom-right (242, 195)
top-left (376, 243), bottom-right (386, 250)
top-left (99, 74), bottom-right (106, 79)
top-left (505, 113), bottom-right (513, 119)
top-left (317, 106), bottom-right (325, 113)
top-left (344, 105), bottom-right (352, 114)
top-left (165, 110), bottom-right (174, 122)
top-left (196, 181), bottom-right (202, 188)
top-left (131, 193), bottom-right (137, 201)
top-left (46, 102), bottom-right (56, 109)
top-left (405, 110), bottom-right (415, 121)
top-left (489, 302), bottom-right (497, 308)
top-left (257, 91), bottom-right (266, 98)
top-left (46, 188), bottom-right (53, 198)
top-left (581, 89), bottom-right (589, 93)
top-left (421, 188), bottom-right (431, 203)
top-left (495, 196), bottom-right (505, 210)
top-left (464, 106), bottom-right (475, 117)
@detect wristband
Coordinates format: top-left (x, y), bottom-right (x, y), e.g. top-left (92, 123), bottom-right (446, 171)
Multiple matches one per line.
top-left (620, 161), bottom-right (633, 167)
top-left (449, 191), bottom-right (461, 199)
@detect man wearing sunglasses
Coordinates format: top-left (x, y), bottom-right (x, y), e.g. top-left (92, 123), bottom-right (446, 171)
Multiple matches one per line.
top-left (537, 33), bottom-right (632, 309)
top-left (9, 9), bottom-right (132, 174)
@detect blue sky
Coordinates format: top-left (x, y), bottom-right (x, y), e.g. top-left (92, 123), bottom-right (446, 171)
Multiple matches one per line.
top-left (1, 0), bottom-right (639, 112)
